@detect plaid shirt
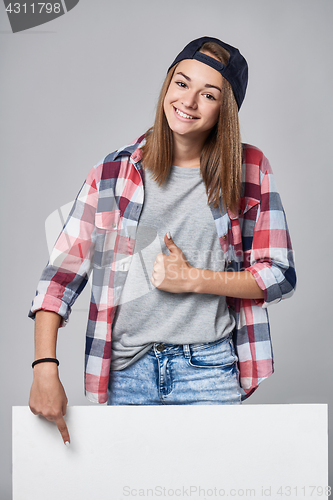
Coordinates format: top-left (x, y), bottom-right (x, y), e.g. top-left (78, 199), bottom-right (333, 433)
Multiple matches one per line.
top-left (29, 135), bottom-right (296, 403)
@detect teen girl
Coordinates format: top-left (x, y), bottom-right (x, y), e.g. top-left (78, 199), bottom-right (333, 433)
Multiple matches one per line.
top-left (29, 37), bottom-right (296, 445)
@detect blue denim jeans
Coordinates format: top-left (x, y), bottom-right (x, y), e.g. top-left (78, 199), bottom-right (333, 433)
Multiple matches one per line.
top-left (107, 334), bottom-right (242, 405)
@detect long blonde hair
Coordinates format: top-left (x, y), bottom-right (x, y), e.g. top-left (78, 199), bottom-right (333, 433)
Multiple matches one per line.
top-left (141, 41), bottom-right (242, 212)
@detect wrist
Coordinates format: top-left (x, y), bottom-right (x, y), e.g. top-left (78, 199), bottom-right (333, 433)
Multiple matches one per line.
top-left (189, 268), bottom-right (228, 295)
top-left (185, 267), bottom-right (209, 293)
top-left (33, 361), bottom-right (59, 376)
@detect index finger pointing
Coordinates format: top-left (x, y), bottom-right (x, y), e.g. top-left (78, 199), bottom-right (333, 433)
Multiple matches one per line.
top-left (55, 415), bottom-right (70, 445)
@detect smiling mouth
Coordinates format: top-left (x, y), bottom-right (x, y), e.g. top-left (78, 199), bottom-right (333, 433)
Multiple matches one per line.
top-left (174, 107), bottom-right (198, 120)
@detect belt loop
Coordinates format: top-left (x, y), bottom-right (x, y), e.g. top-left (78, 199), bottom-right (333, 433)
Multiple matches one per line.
top-left (183, 344), bottom-right (190, 358)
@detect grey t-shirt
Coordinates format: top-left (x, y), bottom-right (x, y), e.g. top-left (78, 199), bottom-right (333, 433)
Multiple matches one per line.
top-left (111, 165), bottom-right (235, 370)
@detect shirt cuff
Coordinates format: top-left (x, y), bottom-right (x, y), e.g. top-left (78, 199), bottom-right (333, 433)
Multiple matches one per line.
top-left (246, 262), bottom-right (283, 308)
top-left (28, 294), bottom-right (71, 327)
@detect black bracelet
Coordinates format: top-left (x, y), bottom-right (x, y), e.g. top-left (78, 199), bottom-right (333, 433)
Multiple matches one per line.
top-left (32, 358), bottom-right (59, 368)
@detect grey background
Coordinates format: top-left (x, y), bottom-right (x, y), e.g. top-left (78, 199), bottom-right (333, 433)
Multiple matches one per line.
top-left (1, 0), bottom-right (332, 497)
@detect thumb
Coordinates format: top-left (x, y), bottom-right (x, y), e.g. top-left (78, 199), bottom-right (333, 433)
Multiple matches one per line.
top-left (164, 231), bottom-right (179, 253)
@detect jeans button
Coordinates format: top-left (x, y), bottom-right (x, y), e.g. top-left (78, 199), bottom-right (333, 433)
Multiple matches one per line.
top-left (156, 343), bottom-right (165, 352)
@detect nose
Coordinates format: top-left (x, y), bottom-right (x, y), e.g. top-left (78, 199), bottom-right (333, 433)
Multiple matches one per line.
top-left (181, 90), bottom-right (198, 110)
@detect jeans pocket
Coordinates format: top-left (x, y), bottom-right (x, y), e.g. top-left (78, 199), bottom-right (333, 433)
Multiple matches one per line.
top-left (187, 338), bottom-right (237, 369)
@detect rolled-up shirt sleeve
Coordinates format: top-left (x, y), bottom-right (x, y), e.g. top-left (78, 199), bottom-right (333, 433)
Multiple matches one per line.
top-left (246, 155), bottom-right (296, 308)
top-left (28, 166), bottom-right (99, 326)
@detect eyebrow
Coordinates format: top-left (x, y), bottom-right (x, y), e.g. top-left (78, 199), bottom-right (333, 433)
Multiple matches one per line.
top-left (176, 72), bottom-right (222, 92)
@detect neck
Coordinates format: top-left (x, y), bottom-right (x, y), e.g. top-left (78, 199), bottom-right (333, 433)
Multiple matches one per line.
top-left (172, 133), bottom-right (208, 168)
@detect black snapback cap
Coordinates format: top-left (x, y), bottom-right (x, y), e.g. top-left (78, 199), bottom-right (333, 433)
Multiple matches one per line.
top-left (168, 36), bottom-right (248, 110)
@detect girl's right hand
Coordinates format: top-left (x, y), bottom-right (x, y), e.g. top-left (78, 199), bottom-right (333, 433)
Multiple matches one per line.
top-left (29, 362), bottom-right (70, 445)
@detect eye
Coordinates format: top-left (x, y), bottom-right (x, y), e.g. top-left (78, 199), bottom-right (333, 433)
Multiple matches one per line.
top-left (175, 81), bottom-right (187, 88)
top-left (203, 93), bottom-right (216, 100)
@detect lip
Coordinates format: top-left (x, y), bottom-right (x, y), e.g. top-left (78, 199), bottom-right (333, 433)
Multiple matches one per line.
top-left (173, 106), bottom-right (199, 121)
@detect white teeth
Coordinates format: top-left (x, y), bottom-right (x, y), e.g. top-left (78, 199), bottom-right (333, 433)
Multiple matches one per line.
top-left (175, 108), bottom-right (194, 119)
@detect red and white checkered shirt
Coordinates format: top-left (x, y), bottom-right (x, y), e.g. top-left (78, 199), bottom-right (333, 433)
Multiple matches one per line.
top-left (29, 135), bottom-right (296, 402)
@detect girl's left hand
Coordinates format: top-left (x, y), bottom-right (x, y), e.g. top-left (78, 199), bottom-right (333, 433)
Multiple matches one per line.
top-left (150, 233), bottom-right (193, 293)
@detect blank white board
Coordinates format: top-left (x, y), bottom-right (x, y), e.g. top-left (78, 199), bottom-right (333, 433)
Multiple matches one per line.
top-left (13, 405), bottom-right (328, 500)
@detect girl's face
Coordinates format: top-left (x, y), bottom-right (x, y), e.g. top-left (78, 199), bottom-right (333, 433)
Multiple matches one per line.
top-left (163, 57), bottom-right (222, 143)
